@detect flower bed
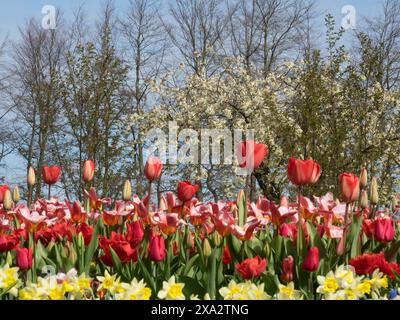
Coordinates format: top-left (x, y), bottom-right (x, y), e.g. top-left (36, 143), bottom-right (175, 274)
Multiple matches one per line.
top-left (0, 150), bottom-right (399, 300)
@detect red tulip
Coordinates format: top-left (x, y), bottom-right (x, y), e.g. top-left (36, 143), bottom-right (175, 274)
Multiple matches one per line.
top-left (287, 158), bottom-right (321, 186)
top-left (222, 246), bottom-right (232, 265)
top-left (0, 235), bottom-right (18, 253)
top-left (362, 219), bottom-right (376, 239)
top-left (279, 223), bottom-right (295, 238)
top-left (235, 256), bottom-right (267, 279)
top-left (177, 181), bottom-right (198, 202)
top-left (99, 232), bottom-right (136, 266)
top-left (148, 233), bottom-right (165, 262)
top-left (166, 192), bottom-right (176, 209)
top-left (126, 220), bottom-right (144, 248)
top-left (76, 223), bottom-right (93, 246)
top-left (42, 166), bottom-right (61, 185)
top-left (102, 210), bottom-right (119, 226)
top-left (82, 160), bottom-right (95, 183)
top-left (281, 256), bottom-right (294, 282)
top-left (350, 253), bottom-right (387, 276)
top-left (349, 253), bottom-right (400, 279)
top-left (35, 230), bottom-right (53, 247)
top-left (51, 222), bottom-right (73, 241)
top-left (236, 140), bottom-right (267, 171)
top-left (15, 247), bottom-right (32, 270)
top-left (151, 212), bottom-right (179, 236)
top-left (211, 203), bottom-right (235, 237)
top-left (144, 157), bottom-right (162, 181)
top-left (302, 247), bottom-right (319, 272)
top-left (84, 187), bottom-right (112, 211)
top-left (339, 173), bottom-right (360, 203)
top-left (66, 200), bottom-right (86, 224)
top-left (0, 185), bottom-right (10, 203)
top-left (375, 218), bottom-right (394, 242)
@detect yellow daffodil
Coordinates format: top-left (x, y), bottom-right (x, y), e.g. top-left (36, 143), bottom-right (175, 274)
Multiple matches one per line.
top-left (317, 272), bottom-right (339, 294)
top-left (0, 264), bottom-right (21, 296)
top-left (247, 283), bottom-right (271, 300)
top-left (276, 282), bottom-right (302, 300)
top-left (157, 276), bottom-right (185, 300)
top-left (97, 270), bottom-right (121, 294)
top-left (219, 280), bottom-right (247, 300)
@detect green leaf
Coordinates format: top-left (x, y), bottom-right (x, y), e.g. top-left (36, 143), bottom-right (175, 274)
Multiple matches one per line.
top-left (183, 254), bottom-right (199, 276)
top-left (350, 215), bottom-right (362, 258)
top-left (207, 250), bottom-right (217, 299)
top-left (194, 236), bottom-right (206, 268)
top-left (237, 192), bottom-right (246, 227)
top-left (262, 273), bottom-right (279, 296)
top-left (84, 219), bottom-right (103, 274)
top-left (385, 240), bottom-right (400, 262)
top-left (109, 247), bottom-right (123, 273)
top-left (0, 282), bottom-right (18, 298)
top-left (179, 275), bottom-right (206, 298)
top-left (137, 253), bottom-right (156, 294)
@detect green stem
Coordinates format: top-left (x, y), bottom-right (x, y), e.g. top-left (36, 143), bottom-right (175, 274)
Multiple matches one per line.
top-left (297, 186), bottom-right (303, 255)
top-left (244, 174), bottom-right (249, 224)
top-left (147, 181), bottom-right (152, 214)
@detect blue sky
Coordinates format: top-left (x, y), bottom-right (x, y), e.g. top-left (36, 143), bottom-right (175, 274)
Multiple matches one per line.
top-left (0, 0), bottom-right (385, 186)
top-left (0, 0), bottom-right (382, 40)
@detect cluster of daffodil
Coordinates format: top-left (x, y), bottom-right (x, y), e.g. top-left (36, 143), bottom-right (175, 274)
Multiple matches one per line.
top-left (19, 272), bottom-right (93, 300)
top-left (96, 270), bottom-right (152, 300)
top-left (218, 280), bottom-right (303, 300)
top-left (0, 264), bottom-right (21, 297)
top-left (1, 263), bottom-right (398, 300)
top-left (218, 280), bottom-right (271, 300)
top-left (316, 265), bottom-right (390, 300)
top-left (15, 267), bottom-right (188, 301)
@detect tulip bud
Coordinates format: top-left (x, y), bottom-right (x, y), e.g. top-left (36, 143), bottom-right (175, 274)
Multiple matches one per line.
top-left (302, 247), bottom-right (319, 272)
top-left (186, 231), bottom-right (194, 248)
top-left (16, 247), bottom-right (32, 270)
top-left (148, 234), bottom-right (166, 262)
top-left (144, 157), bottom-right (162, 181)
top-left (264, 243), bottom-right (270, 257)
top-left (375, 218), bottom-right (394, 242)
top-left (336, 235), bottom-right (345, 255)
top-left (12, 186), bottom-right (20, 203)
top-left (2, 190), bottom-right (12, 210)
top-left (202, 238), bottom-right (211, 257)
top-left (222, 246), bottom-right (232, 264)
top-left (281, 256), bottom-right (294, 282)
top-left (122, 180), bottom-right (132, 201)
top-left (359, 167), bottom-right (368, 189)
top-left (213, 232), bottom-right (222, 247)
top-left (6, 251), bottom-right (12, 266)
top-left (370, 177), bottom-right (379, 205)
top-left (237, 189), bottom-right (245, 205)
top-left (46, 240), bottom-right (55, 252)
top-left (82, 160), bottom-right (95, 183)
top-left (159, 196), bottom-right (168, 211)
top-left (359, 190), bottom-right (369, 209)
top-left (68, 245), bottom-right (77, 265)
top-left (27, 167), bottom-right (36, 186)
